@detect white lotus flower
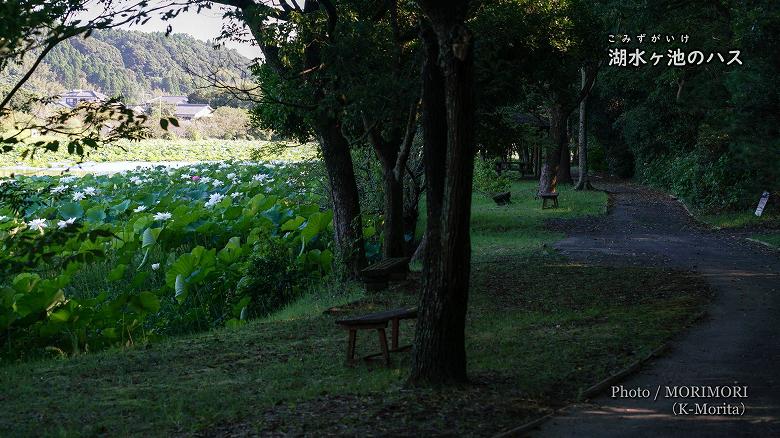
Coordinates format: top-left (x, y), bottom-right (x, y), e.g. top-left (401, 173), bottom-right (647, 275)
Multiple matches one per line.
top-left (0, 215), bottom-right (9, 222)
top-left (226, 173), bottom-right (236, 180)
top-left (253, 174), bottom-right (268, 182)
top-left (200, 176), bottom-right (212, 184)
top-left (51, 185), bottom-right (69, 194)
top-left (134, 205), bottom-right (147, 213)
top-left (212, 180), bottom-right (223, 187)
top-left (151, 263), bottom-right (160, 271)
top-left (205, 193), bottom-right (225, 208)
top-left (57, 217), bottom-right (77, 229)
top-left (72, 192), bottom-right (86, 201)
top-left (129, 176), bottom-right (142, 184)
top-left (27, 218), bottom-right (47, 231)
top-left (83, 187), bottom-right (97, 196)
top-left (181, 174), bottom-right (192, 180)
top-left (153, 212), bottom-right (172, 221)
top-left (230, 192), bottom-right (242, 198)
top-left (60, 176), bottom-right (78, 183)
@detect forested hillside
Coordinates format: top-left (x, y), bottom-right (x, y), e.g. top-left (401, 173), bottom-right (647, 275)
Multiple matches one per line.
top-left (0, 29), bottom-right (249, 103)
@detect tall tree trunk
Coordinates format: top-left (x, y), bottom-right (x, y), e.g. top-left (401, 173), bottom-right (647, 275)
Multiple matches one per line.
top-left (367, 103), bottom-right (418, 259)
top-left (232, 1), bottom-right (368, 276)
top-left (576, 67), bottom-right (596, 191)
top-left (318, 120), bottom-right (366, 276)
top-left (404, 161), bottom-right (425, 255)
top-left (539, 99), bottom-right (566, 194)
top-left (557, 118), bottom-right (573, 184)
top-left (382, 164), bottom-right (405, 258)
top-left (409, 10), bottom-right (474, 385)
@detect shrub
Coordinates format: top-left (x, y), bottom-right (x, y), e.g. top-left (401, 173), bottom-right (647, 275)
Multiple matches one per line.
top-left (233, 237), bottom-right (304, 318)
top-left (638, 151), bottom-right (748, 211)
top-left (473, 158), bottom-right (511, 195)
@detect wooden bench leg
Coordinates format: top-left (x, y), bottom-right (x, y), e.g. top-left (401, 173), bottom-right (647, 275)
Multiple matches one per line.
top-left (391, 318), bottom-right (399, 350)
top-left (377, 328), bottom-right (390, 367)
top-left (554, 197), bottom-right (559, 208)
top-left (346, 329), bottom-right (357, 365)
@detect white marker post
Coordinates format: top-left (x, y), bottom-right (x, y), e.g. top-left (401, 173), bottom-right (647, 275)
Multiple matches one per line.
top-left (755, 191), bottom-right (770, 217)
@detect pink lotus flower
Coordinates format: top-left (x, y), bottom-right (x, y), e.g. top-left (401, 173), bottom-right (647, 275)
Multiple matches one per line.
top-left (191, 176), bottom-right (201, 181)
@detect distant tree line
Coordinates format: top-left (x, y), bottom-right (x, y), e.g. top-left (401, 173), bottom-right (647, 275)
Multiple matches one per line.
top-left (0, 28), bottom-right (250, 104)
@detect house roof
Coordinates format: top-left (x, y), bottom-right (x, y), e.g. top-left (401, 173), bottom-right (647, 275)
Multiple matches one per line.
top-left (147, 95), bottom-right (189, 105)
top-left (174, 104), bottom-right (214, 117)
top-left (58, 89), bottom-right (108, 100)
top-left (55, 89), bottom-right (109, 109)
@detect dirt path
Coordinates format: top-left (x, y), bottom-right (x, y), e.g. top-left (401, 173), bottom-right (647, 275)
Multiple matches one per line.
top-left (531, 180), bottom-right (780, 437)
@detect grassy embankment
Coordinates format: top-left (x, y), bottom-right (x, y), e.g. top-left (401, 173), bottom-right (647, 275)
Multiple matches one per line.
top-left (700, 210), bottom-right (780, 249)
top-left (0, 180), bottom-right (710, 436)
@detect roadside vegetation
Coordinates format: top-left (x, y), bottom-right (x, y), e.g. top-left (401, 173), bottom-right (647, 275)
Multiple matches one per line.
top-left (0, 179), bottom-right (710, 436)
top-left (699, 210), bottom-right (780, 250)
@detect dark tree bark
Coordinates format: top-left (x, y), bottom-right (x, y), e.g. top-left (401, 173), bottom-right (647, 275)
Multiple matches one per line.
top-left (539, 61), bottom-right (598, 194)
top-left (318, 120), bottom-right (366, 275)
top-left (409, 3), bottom-right (474, 385)
top-left (557, 117), bottom-right (573, 184)
top-left (403, 158), bottom-right (425, 254)
top-left (380, 158), bottom-right (406, 258)
top-left (539, 98), bottom-right (566, 194)
top-left (367, 103), bottom-right (419, 259)
top-left (221, 0), bottom-right (367, 275)
top-left (575, 67), bottom-right (595, 191)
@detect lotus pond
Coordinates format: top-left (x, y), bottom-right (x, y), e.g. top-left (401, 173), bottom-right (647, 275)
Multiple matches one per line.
top-left (0, 160), bottom-right (353, 362)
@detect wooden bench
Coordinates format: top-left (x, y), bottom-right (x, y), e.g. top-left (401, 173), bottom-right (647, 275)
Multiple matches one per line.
top-left (539, 192), bottom-right (559, 209)
top-left (336, 307), bottom-right (417, 366)
top-left (360, 257), bottom-right (409, 291)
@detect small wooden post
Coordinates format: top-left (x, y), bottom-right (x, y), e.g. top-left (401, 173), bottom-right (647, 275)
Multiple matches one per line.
top-left (377, 328), bottom-right (390, 366)
top-left (346, 329), bottom-right (357, 365)
top-left (391, 318), bottom-right (400, 350)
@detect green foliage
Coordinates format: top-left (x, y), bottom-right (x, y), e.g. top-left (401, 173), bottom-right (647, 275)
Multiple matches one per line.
top-left (592, 0), bottom-right (780, 210)
top-left (0, 159), bottom-right (336, 360)
top-left (1, 29), bottom-right (249, 103)
top-left (233, 237), bottom-right (304, 319)
top-left (639, 152), bottom-right (748, 211)
top-left (473, 158), bottom-right (511, 195)
top-left (0, 179), bottom-right (708, 436)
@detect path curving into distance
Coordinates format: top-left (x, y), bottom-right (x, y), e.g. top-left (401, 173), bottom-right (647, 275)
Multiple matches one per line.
top-left (530, 180), bottom-right (780, 437)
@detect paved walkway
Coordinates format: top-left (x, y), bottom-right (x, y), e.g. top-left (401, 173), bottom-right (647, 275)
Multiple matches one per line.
top-left (531, 181), bottom-right (780, 437)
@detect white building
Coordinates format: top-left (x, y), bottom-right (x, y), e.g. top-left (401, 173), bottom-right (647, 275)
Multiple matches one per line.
top-left (174, 104), bottom-right (214, 121)
top-left (57, 89), bottom-right (108, 108)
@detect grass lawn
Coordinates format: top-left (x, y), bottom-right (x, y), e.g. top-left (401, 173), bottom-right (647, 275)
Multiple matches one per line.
top-left (0, 180), bottom-right (710, 436)
top-left (699, 208), bottom-right (780, 250)
top-left (700, 210), bottom-right (780, 230)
